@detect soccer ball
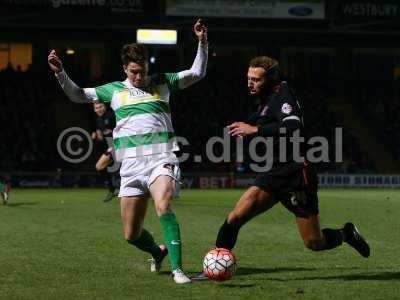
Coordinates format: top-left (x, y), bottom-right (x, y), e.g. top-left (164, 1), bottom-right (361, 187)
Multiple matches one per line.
top-left (203, 248), bottom-right (237, 281)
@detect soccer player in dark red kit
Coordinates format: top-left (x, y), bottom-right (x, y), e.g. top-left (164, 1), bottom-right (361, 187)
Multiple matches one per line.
top-left (196, 56), bottom-right (370, 280)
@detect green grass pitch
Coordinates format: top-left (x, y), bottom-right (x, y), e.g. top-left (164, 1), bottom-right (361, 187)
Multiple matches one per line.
top-left (0, 188), bottom-right (399, 300)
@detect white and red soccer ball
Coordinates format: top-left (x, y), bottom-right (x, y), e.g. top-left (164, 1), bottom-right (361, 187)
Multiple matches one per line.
top-left (203, 248), bottom-right (237, 281)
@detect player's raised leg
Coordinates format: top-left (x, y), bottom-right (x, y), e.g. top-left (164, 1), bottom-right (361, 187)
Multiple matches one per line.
top-left (296, 214), bottom-right (370, 257)
top-left (216, 186), bottom-right (278, 250)
top-left (150, 175), bottom-right (190, 284)
top-left (121, 196), bottom-right (168, 271)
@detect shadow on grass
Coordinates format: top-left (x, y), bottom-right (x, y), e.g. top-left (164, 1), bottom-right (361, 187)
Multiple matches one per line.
top-left (5, 202), bottom-right (38, 207)
top-left (236, 266), bottom-right (316, 276)
top-left (184, 267), bottom-right (317, 282)
top-left (159, 271), bottom-right (170, 275)
top-left (302, 272), bottom-right (400, 281)
top-left (219, 283), bottom-right (256, 288)
top-left (264, 271), bottom-right (400, 282)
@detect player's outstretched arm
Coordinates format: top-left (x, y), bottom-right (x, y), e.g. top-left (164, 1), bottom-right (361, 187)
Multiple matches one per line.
top-left (173, 18), bottom-right (208, 90)
top-left (48, 50), bottom-right (96, 103)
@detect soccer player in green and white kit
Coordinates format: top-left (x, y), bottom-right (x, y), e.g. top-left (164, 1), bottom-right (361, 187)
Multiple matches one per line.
top-left (48, 19), bottom-right (208, 284)
top-left (0, 176), bottom-right (10, 205)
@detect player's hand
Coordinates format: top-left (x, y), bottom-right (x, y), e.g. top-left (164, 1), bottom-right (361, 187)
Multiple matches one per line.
top-left (194, 18), bottom-right (207, 43)
top-left (48, 50), bottom-right (63, 73)
top-left (227, 122), bottom-right (258, 138)
top-left (96, 130), bottom-right (104, 141)
top-left (91, 132), bottom-right (97, 140)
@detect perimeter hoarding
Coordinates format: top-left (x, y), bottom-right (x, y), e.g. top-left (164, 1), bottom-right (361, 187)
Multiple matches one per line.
top-left (166, 0), bottom-right (325, 19)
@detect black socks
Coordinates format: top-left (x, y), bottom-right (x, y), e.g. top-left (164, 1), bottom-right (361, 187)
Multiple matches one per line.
top-left (322, 228), bottom-right (344, 250)
top-left (215, 219), bottom-right (242, 250)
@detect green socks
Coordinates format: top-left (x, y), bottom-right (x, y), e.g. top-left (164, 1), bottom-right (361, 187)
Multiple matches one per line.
top-left (127, 212), bottom-right (183, 271)
top-left (159, 212), bottom-right (182, 271)
top-left (127, 229), bottom-right (162, 261)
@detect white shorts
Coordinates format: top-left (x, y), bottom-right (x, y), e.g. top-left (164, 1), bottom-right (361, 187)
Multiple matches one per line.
top-left (118, 152), bottom-right (181, 198)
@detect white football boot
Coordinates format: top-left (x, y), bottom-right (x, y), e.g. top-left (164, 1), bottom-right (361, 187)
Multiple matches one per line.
top-left (172, 269), bottom-right (191, 284)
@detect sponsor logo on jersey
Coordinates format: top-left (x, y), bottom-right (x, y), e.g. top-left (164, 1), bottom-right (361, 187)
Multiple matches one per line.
top-left (281, 103), bottom-right (293, 114)
top-left (129, 88), bottom-right (148, 97)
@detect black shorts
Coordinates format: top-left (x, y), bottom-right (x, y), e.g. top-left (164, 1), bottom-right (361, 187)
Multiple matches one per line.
top-left (254, 162), bottom-right (319, 217)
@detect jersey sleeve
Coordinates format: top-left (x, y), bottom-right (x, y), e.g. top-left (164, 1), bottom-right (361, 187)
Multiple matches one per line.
top-left (93, 82), bottom-right (126, 103)
top-left (56, 70), bottom-right (96, 103)
top-left (270, 83), bottom-right (302, 124)
top-left (257, 83), bottom-right (302, 137)
top-left (163, 73), bottom-right (180, 92)
top-left (162, 41), bottom-right (208, 92)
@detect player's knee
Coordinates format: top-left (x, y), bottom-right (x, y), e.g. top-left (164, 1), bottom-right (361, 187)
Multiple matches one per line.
top-left (303, 237), bottom-right (325, 251)
top-left (154, 191), bottom-right (173, 215)
top-left (155, 201), bottom-right (171, 216)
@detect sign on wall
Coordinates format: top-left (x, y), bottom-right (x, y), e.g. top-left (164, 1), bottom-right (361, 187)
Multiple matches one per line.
top-left (166, 0), bottom-right (325, 19)
top-left (337, 1), bottom-right (399, 19)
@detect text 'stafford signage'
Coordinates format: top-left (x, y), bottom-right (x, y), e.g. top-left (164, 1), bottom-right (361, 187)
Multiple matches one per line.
top-left (166, 0), bottom-right (325, 19)
top-left (234, 174), bottom-right (400, 189)
top-left (338, 1), bottom-right (399, 18)
top-left (318, 174), bottom-right (400, 188)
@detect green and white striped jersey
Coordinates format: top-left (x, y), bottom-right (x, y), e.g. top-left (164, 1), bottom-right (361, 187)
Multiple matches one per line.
top-left (56, 41), bottom-right (208, 162)
top-left (86, 73), bottom-right (180, 161)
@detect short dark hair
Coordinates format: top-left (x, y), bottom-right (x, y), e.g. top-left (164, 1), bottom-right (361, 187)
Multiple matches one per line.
top-left (249, 56), bottom-right (281, 84)
top-left (121, 43), bottom-right (149, 66)
top-left (249, 56), bottom-right (279, 73)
